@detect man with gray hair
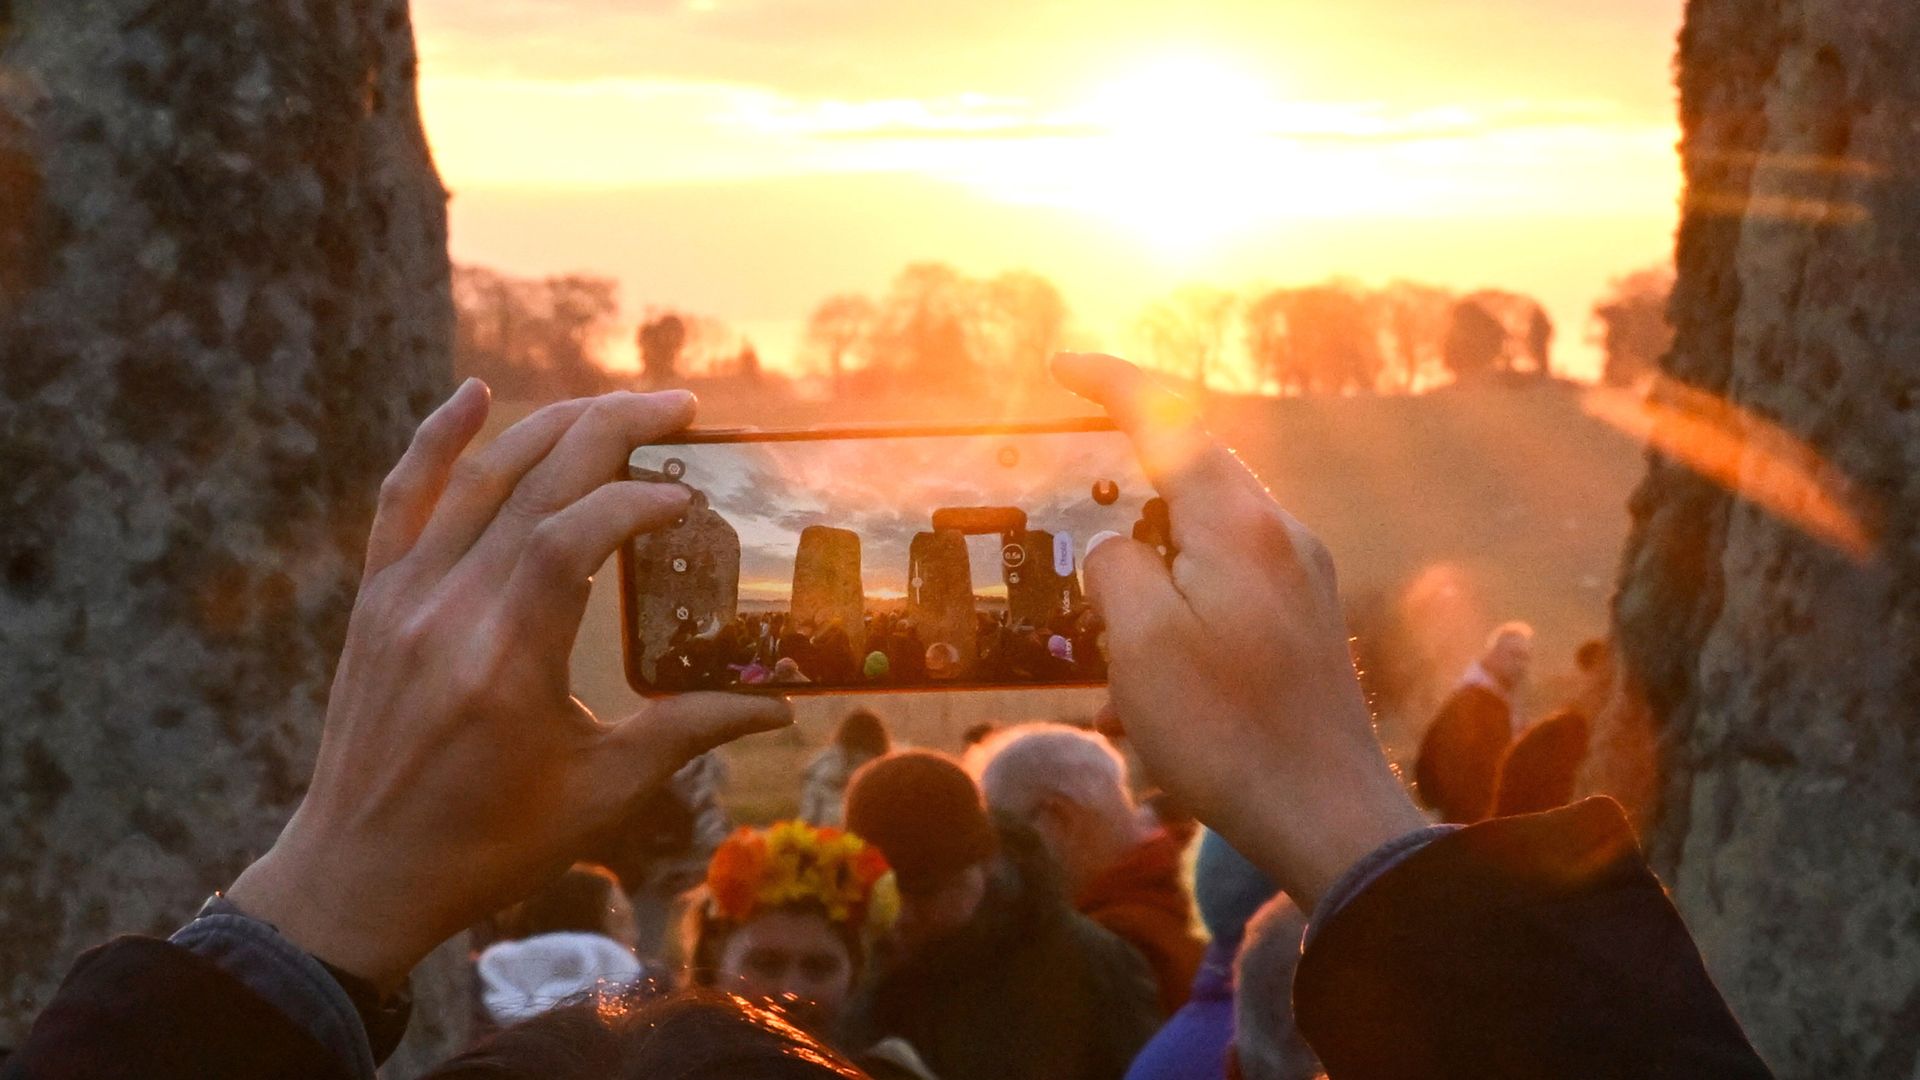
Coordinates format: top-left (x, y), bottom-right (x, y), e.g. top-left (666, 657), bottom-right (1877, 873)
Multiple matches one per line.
top-left (971, 723), bottom-right (1205, 1014)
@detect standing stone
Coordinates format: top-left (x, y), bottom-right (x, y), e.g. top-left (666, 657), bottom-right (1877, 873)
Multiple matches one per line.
top-left (627, 488), bottom-right (741, 683)
top-left (1606, 4), bottom-right (1920, 1074)
top-left (907, 529), bottom-right (976, 678)
top-left (0, 0), bottom-right (459, 1069)
top-left (1005, 529), bottom-right (1083, 631)
top-left (791, 525), bottom-right (865, 658)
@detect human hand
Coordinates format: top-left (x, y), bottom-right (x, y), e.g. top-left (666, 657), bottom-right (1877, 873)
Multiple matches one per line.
top-left (1055, 353), bottom-right (1426, 914)
top-left (227, 382), bottom-right (791, 988)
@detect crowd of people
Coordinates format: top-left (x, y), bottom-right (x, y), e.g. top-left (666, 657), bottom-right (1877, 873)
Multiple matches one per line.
top-left (2, 356), bottom-right (1776, 1079)
top-left (652, 604), bottom-right (1108, 690)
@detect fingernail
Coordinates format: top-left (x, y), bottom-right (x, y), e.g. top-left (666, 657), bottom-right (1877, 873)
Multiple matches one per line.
top-left (1086, 530), bottom-right (1121, 560)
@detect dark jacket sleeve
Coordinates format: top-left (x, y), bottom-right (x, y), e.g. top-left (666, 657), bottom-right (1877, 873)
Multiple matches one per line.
top-left (1292, 798), bottom-right (1773, 1080)
top-left (1, 937), bottom-right (353, 1080)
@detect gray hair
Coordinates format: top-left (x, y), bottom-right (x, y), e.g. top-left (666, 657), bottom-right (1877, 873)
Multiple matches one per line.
top-left (967, 722), bottom-right (1131, 821)
top-left (1233, 895), bottom-right (1322, 1080)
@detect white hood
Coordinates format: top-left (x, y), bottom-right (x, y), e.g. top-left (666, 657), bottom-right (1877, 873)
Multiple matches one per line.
top-left (477, 932), bottom-right (644, 1024)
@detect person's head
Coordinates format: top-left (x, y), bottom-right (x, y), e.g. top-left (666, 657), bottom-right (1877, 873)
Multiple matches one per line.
top-left (683, 822), bottom-right (894, 1033)
top-left (1232, 896), bottom-right (1322, 1080)
top-left (428, 990), bottom-right (863, 1080)
top-left (844, 751), bottom-right (999, 950)
top-left (1481, 621), bottom-right (1535, 690)
top-left (496, 863), bottom-right (637, 951)
top-left (1573, 637), bottom-right (1615, 703)
top-left (925, 641), bottom-right (961, 679)
top-left (833, 709), bottom-right (892, 760)
top-left (968, 723), bottom-right (1142, 895)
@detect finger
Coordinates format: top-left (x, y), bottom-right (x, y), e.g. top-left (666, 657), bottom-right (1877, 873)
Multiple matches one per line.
top-left (502, 480), bottom-right (694, 645)
top-left (502, 391), bottom-right (697, 520)
top-left (1052, 352), bottom-right (1263, 535)
top-left (364, 379), bottom-right (492, 578)
top-left (408, 396), bottom-right (597, 574)
top-left (1082, 533), bottom-right (1192, 657)
top-left (593, 693), bottom-right (794, 792)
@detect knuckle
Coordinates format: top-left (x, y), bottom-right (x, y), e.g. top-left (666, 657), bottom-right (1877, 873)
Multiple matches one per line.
top-left (521, 521), bottom-right (579, 579)
top-left (376, 468), bottom-right (417, 508)
top-left (449, 453), bottom-right (506, 496)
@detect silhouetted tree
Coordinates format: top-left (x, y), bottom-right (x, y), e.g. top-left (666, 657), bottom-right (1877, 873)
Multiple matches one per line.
top-left (1136, 286), bottom-right (1237, 391)
top-left (1591, 267), bottom-right (1674, 387)
top-left (1376, 281), bottom-right (1456, 391)
top-left (804, 293), bottom-right (877, 395)
top-left (454, 266), bottom-right (618, 400)
top-left (872, 262), bottom-right (974, 390)
top-left (973, 270), bottom-right (1068, 390)
top-left (1245, 282), bottom-right (1383, 394)
top-left (638, 312), bottom-right (688, 386)
top-left (1442, 299), bottom-right (1510, 382)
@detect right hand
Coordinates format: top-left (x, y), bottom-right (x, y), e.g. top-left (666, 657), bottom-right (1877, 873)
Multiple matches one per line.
top-left (1055, 353), bottom-right (1428, 914)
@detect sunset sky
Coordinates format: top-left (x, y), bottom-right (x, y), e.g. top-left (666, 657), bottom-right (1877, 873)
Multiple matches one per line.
top-left (410, 0), bottom-right (1684, 381)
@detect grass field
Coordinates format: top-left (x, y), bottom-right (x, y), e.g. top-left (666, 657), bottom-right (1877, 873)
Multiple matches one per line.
top-left (484, 377), bottom-right (1647, 823)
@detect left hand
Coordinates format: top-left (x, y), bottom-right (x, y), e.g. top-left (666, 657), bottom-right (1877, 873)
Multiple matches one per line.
top-left (227, 382), bottom-right (791, 988)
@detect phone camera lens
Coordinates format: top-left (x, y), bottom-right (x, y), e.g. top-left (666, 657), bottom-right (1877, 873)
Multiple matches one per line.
top-left (663, 458), bottom-right (687, 480)
top-left (671, 557), bottom-right (689, 573)
top-left (1091, 479), bottom-right (1120, 505)
top-left (996, 446), bottom-right (1020, 469)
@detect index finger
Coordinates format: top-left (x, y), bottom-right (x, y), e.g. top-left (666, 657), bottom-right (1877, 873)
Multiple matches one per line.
top-left (1051, 352), bottom-right (1263, 526)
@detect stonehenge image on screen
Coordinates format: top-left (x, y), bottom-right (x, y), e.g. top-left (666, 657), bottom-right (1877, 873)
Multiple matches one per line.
top-left (624, 429), bottom-right (1148, 691)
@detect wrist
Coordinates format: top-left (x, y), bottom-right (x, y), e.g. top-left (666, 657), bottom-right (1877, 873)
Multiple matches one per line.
top-left (1228, 759), bottom-right (1429, 916)
top-left (226, 840), bottom-right (437, 992)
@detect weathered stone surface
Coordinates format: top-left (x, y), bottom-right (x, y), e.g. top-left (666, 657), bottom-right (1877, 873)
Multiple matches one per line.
top-left (791, 525), bottom-right (865, 658)
top-left (907, 529), bottom-right (977, 678)
top-left (1609, 4), bottom-right (1920, 1074)
top-left (627, 487), bottom-right (741, 683)
top-left (1006, 529), bottom-right (1082, 631)
top-left (0, 0), bottom-right (459, 1068)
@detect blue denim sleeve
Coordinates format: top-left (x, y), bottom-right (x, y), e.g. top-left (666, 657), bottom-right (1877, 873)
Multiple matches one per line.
top-left (169, 897), bottom-right (376, 1080)
top-left (1304, 824), bottom-right (1463, 949)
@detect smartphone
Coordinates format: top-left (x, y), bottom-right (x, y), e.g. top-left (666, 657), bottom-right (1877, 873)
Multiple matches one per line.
top-left (618, 419), bottom-right (1165, 694)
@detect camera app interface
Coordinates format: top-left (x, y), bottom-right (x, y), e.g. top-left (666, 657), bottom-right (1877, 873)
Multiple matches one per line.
top-left (626, 430), bottom-right (1157, 691)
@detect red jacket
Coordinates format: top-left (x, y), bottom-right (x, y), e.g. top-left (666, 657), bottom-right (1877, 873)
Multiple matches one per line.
top-left (1077, 829), bottom-right (1206, 1016)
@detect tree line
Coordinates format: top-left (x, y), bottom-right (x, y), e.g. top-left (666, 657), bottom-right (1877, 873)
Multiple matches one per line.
top-left (453, 260), bottom-right (1674, 401)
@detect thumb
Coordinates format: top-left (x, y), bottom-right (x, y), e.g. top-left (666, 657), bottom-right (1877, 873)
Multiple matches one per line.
top-left (595, 693), bottom-right (794, 791)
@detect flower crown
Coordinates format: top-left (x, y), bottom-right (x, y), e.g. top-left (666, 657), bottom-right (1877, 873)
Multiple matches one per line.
top-left (706, 821), bottom-right (898, 933)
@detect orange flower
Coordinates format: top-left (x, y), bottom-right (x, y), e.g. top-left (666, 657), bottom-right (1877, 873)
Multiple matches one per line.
top-left (706, 827), bottom-right (769, 922)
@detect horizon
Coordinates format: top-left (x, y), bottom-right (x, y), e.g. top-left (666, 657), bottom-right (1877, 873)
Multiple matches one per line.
top-left (411, 0), bottom-right (1684, 384)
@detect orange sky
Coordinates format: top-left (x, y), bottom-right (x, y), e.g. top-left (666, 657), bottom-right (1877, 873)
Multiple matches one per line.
top-left (410, 0), bottom-right (1684, 382)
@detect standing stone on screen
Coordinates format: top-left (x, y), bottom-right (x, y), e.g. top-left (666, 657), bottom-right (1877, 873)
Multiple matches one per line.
top-left (907, 530), bottom-right (977, 678)
top-left (628, 488), bottom-right (742, 681)
top-left (791, 525), bottom-right (866, 660)
top-left (1006, 529), bottom-right (1084, 631)
top-left (0, 1), bottom-right (470, 1072)
top-left (1597, 3), bottom-right (1920, 1073)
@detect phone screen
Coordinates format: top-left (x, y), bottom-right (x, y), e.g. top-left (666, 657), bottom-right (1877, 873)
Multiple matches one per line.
top-left (620, 424), bottom-right (1158, 693)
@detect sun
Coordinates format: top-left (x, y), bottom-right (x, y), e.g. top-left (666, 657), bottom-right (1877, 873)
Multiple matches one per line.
top-left (952, 53), bottom-right (1311, 255)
